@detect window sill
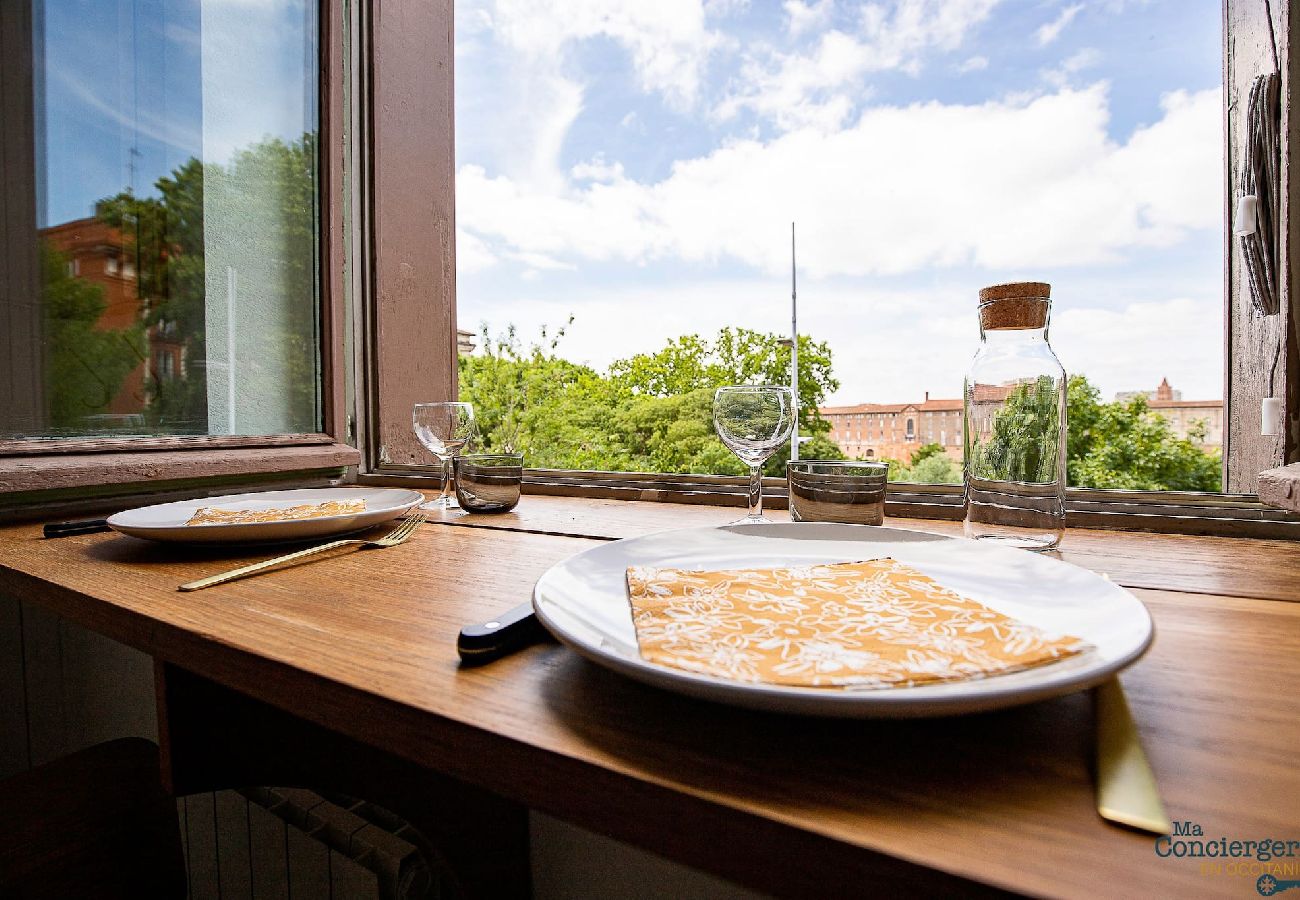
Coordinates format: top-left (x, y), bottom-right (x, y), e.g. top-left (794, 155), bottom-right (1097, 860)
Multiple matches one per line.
top-left (358, 466), bottom-right (1300, 539)
top-left (0, 443), bottom-right (360, 515)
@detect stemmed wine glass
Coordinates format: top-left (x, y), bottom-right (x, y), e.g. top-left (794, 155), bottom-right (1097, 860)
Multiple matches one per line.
top-left (713, 385), bottom-right (795, 524)
top-left (413, 402), bottom-right (477, 511)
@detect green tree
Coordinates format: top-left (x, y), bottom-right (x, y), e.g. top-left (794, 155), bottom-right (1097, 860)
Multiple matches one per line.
top-left (97, 158), bottom-right (208, 430)
top-left (1065, 376), bottom-right (1220, 491)
top-left (880, 442), bottom-right (962, 483)
top-left (968, 375), bottom-right (1062, 484)
top-left (461, 324), bottom-right (845, 475)
top-left (608, 327), bottom-right (839, 437)
top-left (458, 320), bottom-right (621, 469)
top-left (906, 452), bottom-right (963, 484)
top-left (908, 442), bottom-right (946, 467)
top-left (96, 134), bottom-right (320, 432)
top-left (40, 243), bottom-right (145, 430)
top-left (975, 374), bottom-right (1221, 491)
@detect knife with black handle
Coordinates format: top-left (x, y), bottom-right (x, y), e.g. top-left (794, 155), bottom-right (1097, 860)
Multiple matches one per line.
top-left (457, 602), bottom-right (550, 664)
top-left (43, 518), bottom-right (112, 538)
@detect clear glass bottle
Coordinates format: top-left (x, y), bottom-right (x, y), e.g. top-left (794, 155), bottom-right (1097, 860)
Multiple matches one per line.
top-left (963, 282), bottom-right (1067, 550)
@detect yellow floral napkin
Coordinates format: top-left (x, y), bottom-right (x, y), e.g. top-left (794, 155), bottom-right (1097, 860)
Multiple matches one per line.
top-left (626, 558), bottom-right (1090, 688)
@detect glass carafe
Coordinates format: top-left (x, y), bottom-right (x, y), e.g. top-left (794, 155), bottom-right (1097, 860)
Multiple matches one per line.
top-left (963, 282), bottom-right (1067, 550)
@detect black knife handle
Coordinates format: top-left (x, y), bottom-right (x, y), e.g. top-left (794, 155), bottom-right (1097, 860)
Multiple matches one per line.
top-left (43, 519), bottom-right (111, 538)
top-left (457, 602), bottom-right (547, 665)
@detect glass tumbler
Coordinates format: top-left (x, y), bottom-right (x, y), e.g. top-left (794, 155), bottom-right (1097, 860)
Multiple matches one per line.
top-left (963, 282), bottom-right (1067, 550)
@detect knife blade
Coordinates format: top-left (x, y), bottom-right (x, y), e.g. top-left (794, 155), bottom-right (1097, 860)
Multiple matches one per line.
top-left (457, 602), bottom-right (549, 665)
top-left (1094, 677), bottom-right (1171, 835)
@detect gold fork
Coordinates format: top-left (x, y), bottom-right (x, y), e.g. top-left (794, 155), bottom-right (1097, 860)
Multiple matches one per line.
top-left (178, 511), bottom-right (425, 592)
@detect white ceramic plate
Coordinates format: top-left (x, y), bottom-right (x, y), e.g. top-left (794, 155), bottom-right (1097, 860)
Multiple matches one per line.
top-left (107, 487), bottom-right (424, 544)
top-left (533, 523), bottom-right (1153, 718)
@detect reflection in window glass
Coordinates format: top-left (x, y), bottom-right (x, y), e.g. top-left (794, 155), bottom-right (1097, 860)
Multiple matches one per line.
top-left (454, 1), bottom-right (1223, 489)
top-left (0, 0), bottom-right (320, 440)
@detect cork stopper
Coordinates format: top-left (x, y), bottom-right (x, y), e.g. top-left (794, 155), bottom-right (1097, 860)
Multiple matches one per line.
top-left (978, 281), bottom-right (1051, 330)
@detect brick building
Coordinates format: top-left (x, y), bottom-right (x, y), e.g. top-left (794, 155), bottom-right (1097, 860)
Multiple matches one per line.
top-left (1123, 378), bottom-right (1222, 448)
top-left (40, 217), bottom-right (185, 424)
top-left (822, 377), bottom-right (1222, 463)
top-left (821, 393), bottom-right (964, 463)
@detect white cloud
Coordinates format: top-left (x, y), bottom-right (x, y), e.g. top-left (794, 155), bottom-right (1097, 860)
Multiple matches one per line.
top-left (784, 0), bottom-right (834, 37)
top-left (1054, 295), bottom-right (1224, 400)
top-left (458, 1), bottom-right (720, 193)
top-left (486, 0), bottom-right (719, 109)
top-left (571, 157), bottom-right (627, 183)
top-left (719, 0), bottom-right (1001, 130)
top-left (957, 55), bottom-right (989, 73)
top-left (457, 276), bottom-right (1223, 404)
top-left (458, 85), bottom-right (1223, 279)
top-left (456, 228), bottom-right (498, 275)
top-left (1042, 47), bottom-right (1102, 87)
top-left (704, 0), bottom-right (750, 18)
top-left (1036, 3), bottom-right (1083, 46)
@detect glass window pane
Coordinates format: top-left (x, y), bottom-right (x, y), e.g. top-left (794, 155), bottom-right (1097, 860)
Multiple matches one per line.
top-left (0, 0), bottom-right (320, 440)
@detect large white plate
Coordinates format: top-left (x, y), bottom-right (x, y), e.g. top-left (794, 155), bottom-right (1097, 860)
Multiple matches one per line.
top-left (533, 523), bottom-right (1153, 718)
top-left (107, 487), bottom-right (424, 543)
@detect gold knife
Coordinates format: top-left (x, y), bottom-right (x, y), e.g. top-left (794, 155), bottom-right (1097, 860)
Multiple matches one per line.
top-left (1094, 677), bottom-right (1172, 835)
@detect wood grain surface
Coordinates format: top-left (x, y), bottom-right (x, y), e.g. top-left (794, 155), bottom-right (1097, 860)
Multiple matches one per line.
top-left (1, 501), bottom-right (1298, 897)
top-left (425, 494), bottom-right (1300, 602)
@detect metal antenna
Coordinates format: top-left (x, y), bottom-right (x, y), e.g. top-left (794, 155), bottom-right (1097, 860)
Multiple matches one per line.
top-left (790, 222), bottom-right (800, 461)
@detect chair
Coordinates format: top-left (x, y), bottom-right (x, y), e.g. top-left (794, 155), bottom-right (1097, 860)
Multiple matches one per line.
top-left (0, 737), bottom-right (186, 899)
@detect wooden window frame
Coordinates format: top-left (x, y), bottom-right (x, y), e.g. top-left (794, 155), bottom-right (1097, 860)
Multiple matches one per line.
top-left (0, 0), bottom-right (359, 511)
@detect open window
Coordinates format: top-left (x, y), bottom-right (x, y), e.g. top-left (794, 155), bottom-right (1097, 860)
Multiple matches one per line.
top-left (0, 0), bottom-right (358, 509)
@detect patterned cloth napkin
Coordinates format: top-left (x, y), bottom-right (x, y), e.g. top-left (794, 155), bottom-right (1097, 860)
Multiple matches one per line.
top-left (625, 558), bottom-right (1090, 688)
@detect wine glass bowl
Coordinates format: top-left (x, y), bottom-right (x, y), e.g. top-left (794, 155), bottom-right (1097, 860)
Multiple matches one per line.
top-left (713, 385), bottom-right (795, 524)
top-left (413, 402), bottom-right (477, 510)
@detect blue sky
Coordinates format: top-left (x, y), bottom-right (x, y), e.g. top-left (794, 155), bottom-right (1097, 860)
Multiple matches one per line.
top-left (39, 0), bottom-right (314, 227)
top-left (455, 0), bottom-right (1225, 404)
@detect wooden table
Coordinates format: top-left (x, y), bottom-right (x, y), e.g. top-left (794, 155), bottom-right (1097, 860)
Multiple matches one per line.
top-left (2, 495), bottom-right (1298, 898)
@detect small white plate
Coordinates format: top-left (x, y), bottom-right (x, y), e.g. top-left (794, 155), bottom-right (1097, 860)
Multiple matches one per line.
top-left (533, 523), bottom-right (1154, 718)
top-left (107, 487), bottom-right (424, 544)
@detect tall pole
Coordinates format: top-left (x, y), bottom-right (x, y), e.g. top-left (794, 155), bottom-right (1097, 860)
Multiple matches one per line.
top-left (790, 222), bottom-right (799, 461)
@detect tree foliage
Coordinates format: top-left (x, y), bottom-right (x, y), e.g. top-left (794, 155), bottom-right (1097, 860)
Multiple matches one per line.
top-left (970, 374), bottom-right (1221, 490)
top-left (460, 323), bottom-right (844, 475)
top-left (40, 243), bottom-right (145, 430)
top-left (1065, 376), bottom-right (1220, 491)
top-left (608, 327), bottom-right (839, 436)
top-left (94, 134), bottom-right (319, 432)
top-left (460, 326), bottom-right (1220, 490)
top-left (968, 375), bottom-right (1063, 484)
top-left (877, 442), bottom-right (963, 484)
top-left (97, 157), bottom-right (209, 430)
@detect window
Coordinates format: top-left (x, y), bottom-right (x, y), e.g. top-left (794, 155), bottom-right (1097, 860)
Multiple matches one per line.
top-left (4, 1), bottom-right (1290, 526)
top-left (0, 0), bottom-right (357, 498)
top-left (1, 0), bottom-right (321, 442)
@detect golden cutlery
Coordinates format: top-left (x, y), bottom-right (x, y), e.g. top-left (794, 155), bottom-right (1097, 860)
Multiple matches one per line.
top-left (1094, 677), bottom-right (1172, 835)
top-left (178, 511), bottom-right (424, 592)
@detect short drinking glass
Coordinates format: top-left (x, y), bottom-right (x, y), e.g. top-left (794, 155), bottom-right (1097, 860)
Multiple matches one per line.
top-left (413, 402), bottom-right (477, 511)
top-left (713, 385), bottom-right (795, 524)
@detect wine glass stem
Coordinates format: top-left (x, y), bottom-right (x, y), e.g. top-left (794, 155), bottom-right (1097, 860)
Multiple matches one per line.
top-left (747, 465), bottom-right (763, 519)
top-left (439, 456), bottom-right (454, 504)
